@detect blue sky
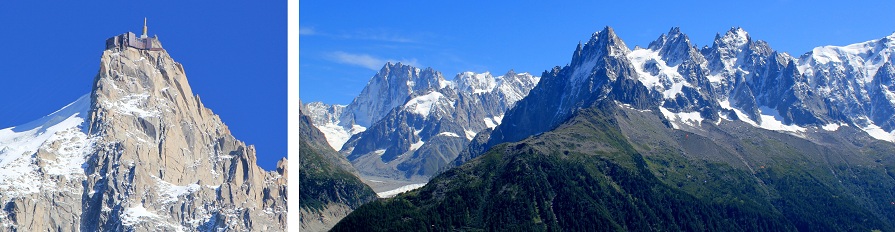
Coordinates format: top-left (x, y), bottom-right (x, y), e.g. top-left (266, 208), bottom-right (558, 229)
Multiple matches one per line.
top-left (300, 0), bottom-right (895, 105)
top-left (0, 2), bottom-right (286, 170)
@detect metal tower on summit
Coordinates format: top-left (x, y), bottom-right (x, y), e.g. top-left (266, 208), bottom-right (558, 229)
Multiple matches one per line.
top-left (141, 17), bottom-right (148, 38)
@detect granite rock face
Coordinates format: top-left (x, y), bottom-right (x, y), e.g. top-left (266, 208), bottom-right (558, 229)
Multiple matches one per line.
top-left (0, 32), bottom-right (286, 231)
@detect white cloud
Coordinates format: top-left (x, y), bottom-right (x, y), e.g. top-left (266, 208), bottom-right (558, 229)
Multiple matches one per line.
top-left (299, 27), bottom-right (316, 35)
top-left (327, 52), bottom-right (420, 70)
top-left (345, 30), bottom-right (415, 43)
top-left (303, 27), bottom-right (417, 43)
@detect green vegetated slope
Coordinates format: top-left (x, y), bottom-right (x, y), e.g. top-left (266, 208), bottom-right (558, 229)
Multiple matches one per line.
top-left (333, 101), bottom-right (895, 231)
top-left (299, 110), bottom-right (377, 226)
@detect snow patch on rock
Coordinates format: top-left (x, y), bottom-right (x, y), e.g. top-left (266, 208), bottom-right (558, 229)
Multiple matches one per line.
top-left (757, 106), bottom-right (808, 133)
top-left (659, 107), bottom-right (704, 129)
top-left (103, 93), bottom-right (158, 118)
top-left (628, 48), bottom-right (689, 98)
top-left (153, 176), bottom-right (201, 204)
top-left (404, 91), bottom-right (448, 117)
top-left (409, 140), bottom-right (425, 152)
top-left (464, 130), bottom-right (478, 141)
top-left (861, 124), bottom-right (895, 142)
top-left (821, 123), bottom-right (843, 131)
top-left (437, 132), bottom-right (460, 138)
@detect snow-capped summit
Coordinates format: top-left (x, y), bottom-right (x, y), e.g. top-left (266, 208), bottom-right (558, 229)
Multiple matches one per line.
top-left (340, 62), bottom-right (447, 129)
top-left (495, 70), bottom-right (540, 104)
top-left (798, 31), bottom-right (895, 83)
top-left (455, 71), bottom-right (498, 94)
top-left (701, 27), bottom-right (773, 81)
top-left (796, 31), bottom-right (895, 134)
top-left (454, 70), bottom-right (540, 103)
top-left (304, 62), bottom-right (448, 151)
top-left (647, 27), bottom-right (707, 68)
top-left (572, 26), bottom-right (630, 66)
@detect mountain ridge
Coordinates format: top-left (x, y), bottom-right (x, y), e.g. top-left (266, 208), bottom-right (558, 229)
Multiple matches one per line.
top-left (468, 26), bottom-right (895, 165)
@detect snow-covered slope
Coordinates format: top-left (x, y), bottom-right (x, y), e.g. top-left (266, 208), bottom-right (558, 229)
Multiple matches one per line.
top-left (796, 32), bottom-right (895, 137)
top-left (0, 94), bottom-right (92, 200)
top-left (303, 102), bottom-right (357, 150)
top-left (799, 32), bottom-right (895, 84)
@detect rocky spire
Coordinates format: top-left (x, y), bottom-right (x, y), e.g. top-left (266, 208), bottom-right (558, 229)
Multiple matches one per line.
top-left (0, 32), bottom-right (287, 231)
top-left (82, 32), bottom-right (286, 231)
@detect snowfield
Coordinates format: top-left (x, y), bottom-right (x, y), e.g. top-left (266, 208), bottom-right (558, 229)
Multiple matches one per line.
top-left (377, 183), bottom-right (427, 198)
top-left (0, 94), bottom-right (93, 199)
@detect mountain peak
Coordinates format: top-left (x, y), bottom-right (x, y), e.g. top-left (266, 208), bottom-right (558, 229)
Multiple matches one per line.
top-left (717, 27), bottom-right (751, 49)
top-left (595, 26), bottom-right (616, 37)
top-left (648, 27), bottom-right (692, 51)
top-left (373, 62), bottom-right (446, 87)
top-left (455, 71), bottom-right (496, 94)
top-left (90, 31), bottom-right (286, 230)
top-left (645, 27), bottom-right (698, 67)
top-left (668, 26), bottom-right (682, 35)
top-left (574, 26), bottom-right (629, 65)
top-left (505, 69), bottom-right (516, 76)
top-left (881, 32), bottom-right (895, 47)
top-left (588, 26), bottom-right (625, 48)
top-left (342, 62), bottom-right (446, 127)
top-left (378, 62), bottom-right (411, 76)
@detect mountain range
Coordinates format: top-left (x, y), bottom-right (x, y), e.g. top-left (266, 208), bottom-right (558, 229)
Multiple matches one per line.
top-left (321, 26), bottom-right (895, 231)
top-left (305, 63), bottom-right (539, 182)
